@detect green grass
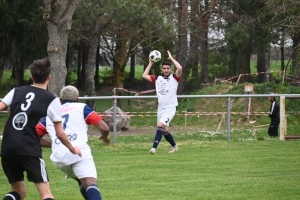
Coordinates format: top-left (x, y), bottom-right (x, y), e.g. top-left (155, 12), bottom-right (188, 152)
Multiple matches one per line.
top-left (1, 134), bottom-right (300, 199)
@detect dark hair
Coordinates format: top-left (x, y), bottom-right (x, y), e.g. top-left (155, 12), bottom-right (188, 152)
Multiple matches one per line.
top-left (162, 62), bottom-right (172, 67)
top-left (29, 57), bottom-right (51, 83)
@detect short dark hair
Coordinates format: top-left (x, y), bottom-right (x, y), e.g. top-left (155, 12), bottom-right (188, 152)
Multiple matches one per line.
top-left (162, 61), bottom-right (172, 67)
top-left (29, 57), bottom-right (51, 83)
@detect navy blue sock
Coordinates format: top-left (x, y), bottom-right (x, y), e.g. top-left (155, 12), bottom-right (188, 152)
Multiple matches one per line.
top-left (79, 184), bottom-right (88, 200)
top-left (3, 191), bottom-right (21, 200)
top-left (86, 184), bottom-right (101, 200)
top-left (164, 132), bottom-right (176, 146)
top-left (44, 198), bottom-right (54, 200)
top-left (152, 126), bottom-right (163, 148)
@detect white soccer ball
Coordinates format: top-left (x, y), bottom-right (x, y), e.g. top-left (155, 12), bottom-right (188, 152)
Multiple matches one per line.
top-left (149, 50), bottom-right (161, 62)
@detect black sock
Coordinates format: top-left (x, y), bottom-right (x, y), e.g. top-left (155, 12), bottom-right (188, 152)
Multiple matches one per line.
top-left (164, 132), bottom-right (176, 146)
top-left (3, 191), bottom-right (21, 200)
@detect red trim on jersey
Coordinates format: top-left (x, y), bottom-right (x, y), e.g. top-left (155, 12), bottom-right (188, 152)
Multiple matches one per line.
top-left (150, 75), bottom-right (156, 84)
top-left (36, 123), bottom-right (47, 137)
top-left (85, 111), bottom-right (103, 125)
top-left (174, 74), bottom-right (180, 82)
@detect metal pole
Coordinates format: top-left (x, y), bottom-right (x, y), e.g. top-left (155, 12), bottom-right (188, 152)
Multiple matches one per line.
top-left (227, 96), bottom-right (231, 141)
top-left (113, 97), bottom-right (117, 144)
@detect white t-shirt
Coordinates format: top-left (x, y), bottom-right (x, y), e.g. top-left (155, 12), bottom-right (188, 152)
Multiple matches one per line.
top-left (150, 74), bottom-right (180, 109)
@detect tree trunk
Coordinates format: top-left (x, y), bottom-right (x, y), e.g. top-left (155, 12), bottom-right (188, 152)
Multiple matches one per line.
top-left (85, 21), bottom-right (98, 110)
top-left (128, 54), bottom-right (135, 88)
top-left (199, 0), bottom-right (217, 88)
top-left (77, 41), bottom-right (82, 88)
top-left (12, 41), bottom-right (24, 87)
top-left (176, 0), bottom-right (188, 95)
top-left (178, 0), bottom-right (198, 94)
top-left (81, 42), bottom-right (87, 88)
top-left (95, 46), bottom-right (100, 88)
top-left (43, 0), bottom-right (80, 96)
top-left (291, 31), bottom-right (300, 76)
top-left (114, 40), bottom-right (129, 108)
top-left (257, 48), bottom-right (270, 83)
top-left (142, 48), bottom-right (152, 90)
top-left (238, 37), bottom-right (252, 83)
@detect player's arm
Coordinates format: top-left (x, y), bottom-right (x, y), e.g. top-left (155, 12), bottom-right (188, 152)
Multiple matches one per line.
top-left (142, 59), bottom-right (154, 82)
top-left (40, 138), bottom-right (52, 147)
top-left (85, 107), bottom-right (110, 145)
top-left (53, 122), bottom-right (81, 156)
top-left (0, 88), bottom-right (15, 111)
top-left (0, 102), bottom-right (7, 111)
top-left (94, 120), bottom-right (110, 145)
top-left (167, 50), bottom-right (182, 78)
top-left (36, 118), bottom-right (51, 147)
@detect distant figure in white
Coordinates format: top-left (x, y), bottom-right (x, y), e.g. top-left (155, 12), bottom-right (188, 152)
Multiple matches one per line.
top-left (143, 50), bottom-right (182, 154)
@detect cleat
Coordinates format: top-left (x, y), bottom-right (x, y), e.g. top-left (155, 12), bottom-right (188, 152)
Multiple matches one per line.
top-left (168, 146), bottom-right (178, 153)
top-left (149, 148), bottom-right (156, 154)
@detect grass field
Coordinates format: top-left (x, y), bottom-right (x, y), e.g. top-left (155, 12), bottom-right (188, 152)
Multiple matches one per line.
top-left (1, 133), bottom-right (300, 200)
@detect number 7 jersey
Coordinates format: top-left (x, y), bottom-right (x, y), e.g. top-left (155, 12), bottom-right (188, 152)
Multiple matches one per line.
top-left (36, 102), bottom-right (102, 166)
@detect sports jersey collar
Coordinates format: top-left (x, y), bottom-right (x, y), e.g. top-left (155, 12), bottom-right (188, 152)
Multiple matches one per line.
top-left (61, 100), bottom-right (74, 105)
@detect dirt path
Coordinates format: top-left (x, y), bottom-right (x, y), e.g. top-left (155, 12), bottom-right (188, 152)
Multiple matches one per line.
top-left (88, 126), bottom-right (203, 136)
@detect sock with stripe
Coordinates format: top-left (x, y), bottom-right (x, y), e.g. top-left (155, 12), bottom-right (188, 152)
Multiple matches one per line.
top-left (152, 126), bottom-right (163, 148)
top-left (3, 191), bottom-right (21, 200)
top-left (86, 184), bottom-right (101, 200)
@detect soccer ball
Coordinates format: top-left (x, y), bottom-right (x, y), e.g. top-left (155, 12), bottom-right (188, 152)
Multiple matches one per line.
top-left (149, 50), bottom-right (161, 62)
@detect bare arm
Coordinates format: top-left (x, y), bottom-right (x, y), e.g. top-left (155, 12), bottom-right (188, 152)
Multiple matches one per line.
top-left (142, 59), bottom-right (154, 82)
top-left (94, 120), bottom-right (110, 145)
top-left (0, 102), bottom-right (7, 111)
top-left (54, 122), bottom-right (82, 156)
top-left (40, 137), bottom-right (51, 148)
top-left (167, 50), bottom-right (182, 78)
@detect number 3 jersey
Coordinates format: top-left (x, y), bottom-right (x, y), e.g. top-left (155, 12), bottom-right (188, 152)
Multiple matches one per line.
top-left (1, 86), bottom-right (61, 158)
top-left (36, 102), bottom-right (102, 167)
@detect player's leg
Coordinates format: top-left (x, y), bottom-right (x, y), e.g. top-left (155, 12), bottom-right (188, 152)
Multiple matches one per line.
top-left (73, 158), bottom-right (102, 200)
top-left (149, 108), bottom-right (165, 154)
top-left (35, 182), bottom-right (54, 200)
top-left (149, 125), bottom-right (164, 154)
top-left (1, 155), bottom-right (26, 200)
top-left (160, 107), bottom-right (178, 153)
top-left (73, 178), bottom-right (88, 200)
top-left (3, 182), bottom-right (24, 200)
top-left (25, 156), bottom-right (54, 200)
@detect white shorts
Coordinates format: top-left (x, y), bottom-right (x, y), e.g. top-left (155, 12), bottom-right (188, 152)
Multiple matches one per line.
top-left (157, 107), bottom-right (176, 126)
top-left (58, 157), bottom-right (97, 179)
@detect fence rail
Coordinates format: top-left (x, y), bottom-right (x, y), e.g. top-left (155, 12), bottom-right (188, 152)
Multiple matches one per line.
top-left (2, 94), bottom-right (300, 143)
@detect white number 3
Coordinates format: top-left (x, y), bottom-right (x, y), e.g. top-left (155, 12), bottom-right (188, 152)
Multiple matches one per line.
top-left (21, 92), bottom-right (35, 111)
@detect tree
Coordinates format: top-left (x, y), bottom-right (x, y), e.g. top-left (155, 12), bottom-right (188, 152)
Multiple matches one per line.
top-left (99, 0), bottom-right (174, 107)
top-left (0, 0), bottom-right (48, 87)
top-left (43, 0), bottom-right (80, 96)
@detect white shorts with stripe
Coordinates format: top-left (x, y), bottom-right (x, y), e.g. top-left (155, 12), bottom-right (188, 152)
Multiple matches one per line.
top-left (157, 107), bottom-right (176, 127)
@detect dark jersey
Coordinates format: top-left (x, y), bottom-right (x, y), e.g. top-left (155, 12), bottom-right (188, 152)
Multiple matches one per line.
top-left (1, 85), bottom-right (61, 158)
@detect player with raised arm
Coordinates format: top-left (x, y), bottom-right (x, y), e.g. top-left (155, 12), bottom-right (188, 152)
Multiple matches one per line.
top-left (142, 50), bottom-right (182, 154)
top-left (36, 85), bottom-right (110, 200)
top-left (0, 58), bottom-right (81, 200)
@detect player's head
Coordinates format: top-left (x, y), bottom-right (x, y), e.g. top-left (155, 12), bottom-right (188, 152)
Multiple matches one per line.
top-left (268, 93), bottom-right (276, 101)
top-left (161, 61), bottom-right (172, 77)
top-left (60, 85), bottom-right (79, 102)
top-left (29, 57), bottom-right (51, 83)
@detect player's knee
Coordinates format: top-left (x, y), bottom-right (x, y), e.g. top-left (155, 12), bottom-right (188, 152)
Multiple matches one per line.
top-left (156, 126), bottom-right (164, 132)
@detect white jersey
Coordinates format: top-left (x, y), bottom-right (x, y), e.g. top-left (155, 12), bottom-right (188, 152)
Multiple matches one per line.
top-left (151, 74), bottom-right (180, 109)
top-left (37, 102), bottom-right (101, 167)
